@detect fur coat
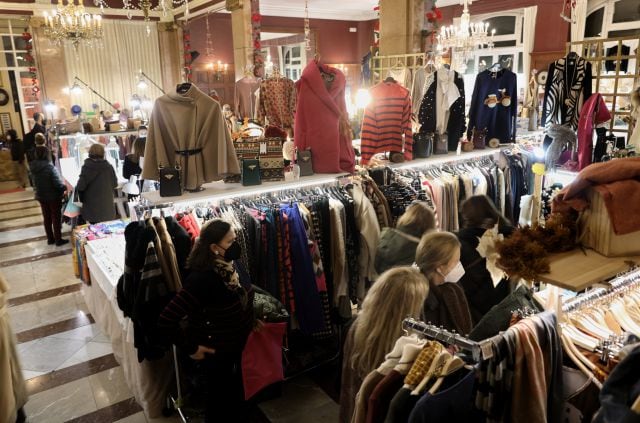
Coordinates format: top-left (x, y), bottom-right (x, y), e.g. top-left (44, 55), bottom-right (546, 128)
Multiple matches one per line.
top-left (294, 62), bottom-right (355, 173)
top-left (142, 84), bottom-right (240, 190)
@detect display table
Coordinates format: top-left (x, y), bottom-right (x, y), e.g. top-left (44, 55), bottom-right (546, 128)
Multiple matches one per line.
top-left (81, 235), bottom-right (174, 418)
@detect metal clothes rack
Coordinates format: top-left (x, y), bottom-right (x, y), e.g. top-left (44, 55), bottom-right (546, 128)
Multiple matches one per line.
top-left (403, 318), bottom-right (483, 362)
top-left (562, 266), bottom-right (640, 313)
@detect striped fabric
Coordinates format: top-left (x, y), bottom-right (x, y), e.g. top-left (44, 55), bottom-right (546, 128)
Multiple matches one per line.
top-left (360, 81), bottom-right (413, 166)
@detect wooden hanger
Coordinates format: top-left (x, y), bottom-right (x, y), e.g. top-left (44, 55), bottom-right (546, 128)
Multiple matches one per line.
top-left (411, 350), bottom-right (451, 396)
top-left (427, 355), bottom-right (466, 395)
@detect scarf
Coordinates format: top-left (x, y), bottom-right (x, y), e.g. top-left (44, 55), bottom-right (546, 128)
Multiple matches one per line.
top-left (213, 258), bottom-right (248, 308)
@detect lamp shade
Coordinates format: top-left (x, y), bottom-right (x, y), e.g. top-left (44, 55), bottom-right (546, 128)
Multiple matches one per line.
top-left (122, 175), bottom-right (140, 195)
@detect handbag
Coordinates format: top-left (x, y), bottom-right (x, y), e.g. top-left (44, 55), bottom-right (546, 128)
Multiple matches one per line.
top-left (241, 159), bottom-right (261, 186)
top-left (259, 157), bottom-right (285, 182)
top-left (434, 133), bottom-right (448, 155)
top-left (413, 132), bottom-right (433, 159)
top-left (241, 322), bottom-right (287, 400)
top-left (159, 165), bottom-right (182, 197)
top-left (296, 149), bottom-right (314, 176)
top-left (72, 186), bottom-right (83, 207)
top-left (472, 127), bottom-right (488, 150)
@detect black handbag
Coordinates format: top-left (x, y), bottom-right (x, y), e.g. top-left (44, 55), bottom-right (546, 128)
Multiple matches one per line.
top-left (241, 159), bottom-right (261, 186)
top-left (472, 127), bottom-right (488, 150)
top-left (413, 132), bottom-right (433, 159)
top-left (159, 165), bottom-right (182, 197)
top-left (434, 133), bottom-right (448, 155)
top-left (297, 149), bottom-right (314, 176)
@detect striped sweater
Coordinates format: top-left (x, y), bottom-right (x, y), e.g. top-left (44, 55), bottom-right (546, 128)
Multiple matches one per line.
top-left (360, 81), bottom-right (413, 165)
top-left (158, 268), bottom-right (254, 356)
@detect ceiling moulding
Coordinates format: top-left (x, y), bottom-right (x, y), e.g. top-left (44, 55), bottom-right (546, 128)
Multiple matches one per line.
top-left (0, 1), bottom-right (166, 19)
top-left (259, 4), bottom-right (378, 21)
top-left (174, 0), bottom-right (225, 20)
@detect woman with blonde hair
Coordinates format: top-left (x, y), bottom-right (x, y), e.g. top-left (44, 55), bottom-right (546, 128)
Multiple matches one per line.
top-left (415, 231), bottom-right (473, 335)
top-left (375, 201), bottom-right (436, 274)
top-left (339, 267), bottom-right (429, 422)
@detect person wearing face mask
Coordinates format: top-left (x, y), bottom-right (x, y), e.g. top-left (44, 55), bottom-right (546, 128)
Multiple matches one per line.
top-left (415, 231), bottom-right (473, 335)
top-left (158, 219), bottom-right (255, 423)
top-left (457, 195), bottom-right (513, 324)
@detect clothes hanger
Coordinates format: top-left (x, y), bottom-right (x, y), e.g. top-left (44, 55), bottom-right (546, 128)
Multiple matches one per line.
top-left (427, 355), bottom-right (466, 395)
top-left (411, 349), bottom-right (451, 396)
top-left (561, 330), bottom-right (603, 390)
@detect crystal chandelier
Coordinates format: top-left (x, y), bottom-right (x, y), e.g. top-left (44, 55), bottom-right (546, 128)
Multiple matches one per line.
top-left (436, 0), bottom-right (494, 72)
top-left (43, 0), bottom-right (103, 50)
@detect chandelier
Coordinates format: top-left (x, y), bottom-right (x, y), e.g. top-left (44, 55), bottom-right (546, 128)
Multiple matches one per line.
top-left (436, 0), bottom-right (494, 72)
top-left (43, 0), bottom-right (103, 50)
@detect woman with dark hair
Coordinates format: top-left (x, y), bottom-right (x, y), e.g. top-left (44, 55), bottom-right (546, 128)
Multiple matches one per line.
top-left (158, 219), bottom-right (254, 423)
top-left (29, 146), bottom-right (67, 245)
top-left (457, 195), bottom-right (513, 324)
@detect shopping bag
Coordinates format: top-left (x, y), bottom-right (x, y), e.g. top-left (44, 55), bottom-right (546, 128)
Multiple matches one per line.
top-left (241, 322), bottom-right (286, 400)
top-left (64, 190), bottom-right (81, 218)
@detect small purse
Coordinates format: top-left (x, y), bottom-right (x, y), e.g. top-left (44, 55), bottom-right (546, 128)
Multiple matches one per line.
top-left (159, 165), bottom-right (182, 197)
top-left (296, 149), bottom-right (314, 176)
top-left (472, 127), bottom-right (488, 150)
top-left (413, 132), bottom-right (433, 159)
top-left (259, 157), bottom-right (285, 182)
top-left (434, 133), bottom-right (448, 155)
top-left (241, 159), bottom-right (261, 186)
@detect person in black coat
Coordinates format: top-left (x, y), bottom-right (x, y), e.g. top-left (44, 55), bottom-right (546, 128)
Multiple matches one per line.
top-left (29, 146), bottom-right (68, 245)
top-left (76, 143), bottom-right (118, 224)
top-left (122, 136), bottom-right (145, 199)
top-left (456, 195), bottom-right (513, 325)
top-left (24, 112), bottom-right (46, 163)
top-left (158, 219), bottom-right (256, 423)
top-left (7, 129), bottom-right (29, 188)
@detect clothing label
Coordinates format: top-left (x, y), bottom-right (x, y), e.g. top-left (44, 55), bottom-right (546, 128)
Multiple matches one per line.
top-left (260, 142), bottom-right (267, 154)
top-left (480, 341), bottom-right (494, 360)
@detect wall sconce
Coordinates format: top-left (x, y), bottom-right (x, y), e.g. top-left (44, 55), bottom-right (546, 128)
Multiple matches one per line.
top-left (208, 61), bottom-right (229, 81)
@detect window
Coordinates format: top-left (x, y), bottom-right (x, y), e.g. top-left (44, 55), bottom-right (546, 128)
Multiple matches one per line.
top-left (585, 7), bottom-right (604, 38)
top-left (456, 11), bottom-right (526, 109)
top-left (280, 43), bottom-right (306, 82)
top-left (612, 0), bottom-right (640, 24)
top-left (0, 18), bottom-right (39, 134)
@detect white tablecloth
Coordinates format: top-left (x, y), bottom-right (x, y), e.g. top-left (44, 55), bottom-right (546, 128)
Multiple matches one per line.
top-left (83, 241), bottom-right (174, 418)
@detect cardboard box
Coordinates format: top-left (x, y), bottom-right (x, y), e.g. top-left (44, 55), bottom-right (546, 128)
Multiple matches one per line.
top-left (579, 188), bottom-right (640, 257)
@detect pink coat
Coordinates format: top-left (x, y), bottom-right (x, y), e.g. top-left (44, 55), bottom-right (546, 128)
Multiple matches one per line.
top-left (577, 93), bottom-right (611, 170)
top-left (294, 62), bottom-right (355, 173)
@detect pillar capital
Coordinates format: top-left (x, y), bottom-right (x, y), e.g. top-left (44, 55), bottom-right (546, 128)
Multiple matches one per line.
top-left (225, 0), bottom-right (244, 12)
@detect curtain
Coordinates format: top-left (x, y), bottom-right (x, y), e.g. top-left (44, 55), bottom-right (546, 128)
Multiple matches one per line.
top-left (64, 20), bottom-right (164, 115)
top-left (522, 6), bottom-right (538, 105)
top-left (571, 0), bottom-right (588, 52)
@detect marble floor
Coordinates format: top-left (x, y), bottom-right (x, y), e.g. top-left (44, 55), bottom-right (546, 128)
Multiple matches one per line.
top-left (1, 186), bottom-right (341, 422)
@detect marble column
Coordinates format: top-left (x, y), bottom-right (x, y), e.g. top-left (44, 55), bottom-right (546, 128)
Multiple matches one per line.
top-left (226, 0), bottom-right (253, 82)
top-left (157, 22), bottom-right (182, 92)
top-left (379, 0), bottom-right (425, 55)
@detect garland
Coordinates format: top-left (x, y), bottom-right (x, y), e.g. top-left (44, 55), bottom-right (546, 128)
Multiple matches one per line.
top-left (251, 0), bottom-right (263, 77)
top-left (183, 27), bottom-right (192, 81)
top-left (425, 1), bottom-right (443, 44)
top-left (21, 31), bottom-right (40, 98)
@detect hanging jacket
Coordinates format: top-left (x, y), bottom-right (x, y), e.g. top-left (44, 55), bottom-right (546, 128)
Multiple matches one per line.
top-left (467, 69), bottom-right (518, 143)
top-left (294, 62), bottom-right (355, 173)
top-left (577, 93), bottom-right (611, 171)
top-left (419, 69), bottom-right (466, 150)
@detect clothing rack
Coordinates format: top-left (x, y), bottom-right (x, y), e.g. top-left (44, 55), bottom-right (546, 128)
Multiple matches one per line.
top-left (562, 266), bottom-right (640, 313)
top-left (403, 318), bottom-right (482, 362)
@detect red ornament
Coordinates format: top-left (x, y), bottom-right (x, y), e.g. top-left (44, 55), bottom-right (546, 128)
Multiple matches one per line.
top-left (434, 7), bottom-right (442, 20)
top-left (32, 86), bottom-right (40, 93)
top-left (251, 13), bottom-right (261, 22)
top-left (254, 40), bottom-right (261, 49)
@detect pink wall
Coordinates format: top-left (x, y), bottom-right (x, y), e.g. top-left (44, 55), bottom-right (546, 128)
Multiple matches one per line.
top-left (186, 14), bottom-right (376, 67)
top-left (186, 14), bottom-right (235, 66)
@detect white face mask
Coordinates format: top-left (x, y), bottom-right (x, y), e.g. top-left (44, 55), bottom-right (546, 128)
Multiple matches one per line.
top-left (442, 261), bottom-right (465, 283)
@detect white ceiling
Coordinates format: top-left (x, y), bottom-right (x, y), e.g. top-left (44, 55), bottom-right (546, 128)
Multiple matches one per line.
top-left (184, 0), bottom-right (467, 22)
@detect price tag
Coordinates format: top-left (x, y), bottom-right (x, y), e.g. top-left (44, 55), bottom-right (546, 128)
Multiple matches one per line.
top-left (260, 142), bottom-right (267, 154)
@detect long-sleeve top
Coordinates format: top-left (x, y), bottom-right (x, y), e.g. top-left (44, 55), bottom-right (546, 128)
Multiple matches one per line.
top-left (257, 77), bottom-right (296, 129)
top-left (360, 81), bottom-right (413, 165)
top-left (467, 69), bottom-right (518, 143)
top-left (158, 268), bottom-right (254, 356)
top-left (542, 55), bottom-right (592, 130)
top-left (234, 76), bottom-right (261, 120)
top-left (410, 67), bottom-right (433, 117)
